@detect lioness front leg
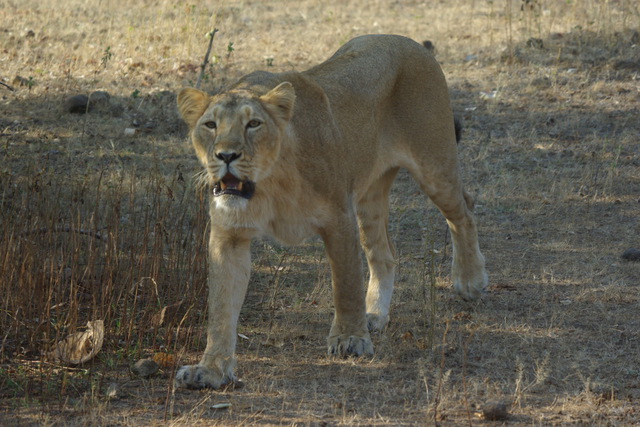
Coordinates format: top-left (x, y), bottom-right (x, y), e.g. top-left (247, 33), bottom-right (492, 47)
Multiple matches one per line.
top-left (174, 229), bottom-right (251, 389)
top-left (320, 214), bottom-right (374, 357)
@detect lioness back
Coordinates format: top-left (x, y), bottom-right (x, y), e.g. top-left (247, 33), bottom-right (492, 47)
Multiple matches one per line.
top-left (228, 35), bottom-right (458, 205)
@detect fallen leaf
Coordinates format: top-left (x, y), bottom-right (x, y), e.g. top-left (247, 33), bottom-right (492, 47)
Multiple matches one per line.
top-left (401, 331), bottom-right (415, 341)
top-left (415, 339), bottom-right (429, 350)
top-left (48, 320), bottom-right (104, 365)
top-left (152, 352), bottom-right (176, 368)
top-left (453, 312), bottom-right (473, 321)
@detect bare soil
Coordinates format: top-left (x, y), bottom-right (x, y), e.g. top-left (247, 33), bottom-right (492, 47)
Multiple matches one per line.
top-left (1, 0), bottom-right (639, 425)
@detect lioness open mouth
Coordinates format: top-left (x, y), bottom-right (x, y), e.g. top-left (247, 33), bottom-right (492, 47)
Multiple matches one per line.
top-left (213, 172), bottom-right (256, 199)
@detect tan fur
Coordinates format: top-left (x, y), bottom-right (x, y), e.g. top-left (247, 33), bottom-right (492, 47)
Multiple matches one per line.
top-left (174, 34), bottom-right (488, 389)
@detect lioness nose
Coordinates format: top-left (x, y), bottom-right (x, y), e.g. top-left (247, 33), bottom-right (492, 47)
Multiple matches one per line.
top-left (215, 152), bottom-right (241, 164)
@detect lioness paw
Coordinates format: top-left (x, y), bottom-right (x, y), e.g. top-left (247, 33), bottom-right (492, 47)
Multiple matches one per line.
top-left (366, 313), bottom-right (389, 332)
top-left (453, 269), bottom-right (489, 301)
top-left (174, 365), bottom-right (234, 389)
top-left (327, 335), bottom-right (374, 357)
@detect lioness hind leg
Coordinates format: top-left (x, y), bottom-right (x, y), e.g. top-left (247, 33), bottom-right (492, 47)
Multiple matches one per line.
top-left (422, 180), bottom-right (487, 300)
top-left (357, 168), bottom-right (399, 332)
top-left (409, 159), bottom-right (487, 300)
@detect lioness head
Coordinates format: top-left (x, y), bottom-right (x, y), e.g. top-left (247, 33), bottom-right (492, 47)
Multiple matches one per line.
top-left (177, 82), bottom-right (296, 209)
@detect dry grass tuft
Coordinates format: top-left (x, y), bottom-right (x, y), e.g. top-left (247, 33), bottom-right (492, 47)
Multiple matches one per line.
top-left (1, 0), bottom-right (639, 424)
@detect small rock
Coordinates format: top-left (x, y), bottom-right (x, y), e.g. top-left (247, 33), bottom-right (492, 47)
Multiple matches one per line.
top-left (88, 90), bottom-right (111, 110)
top-left (422, 40), bottom-right (436, 54)
top-left (612, 60), bottom-right (640, 71)
top-left (131, 358), bottom-right (159, 379)
top-left (482, 401), bottom-right (509, 421)
top-left (210, 403), bottom-right (232, 410)
top-left (526, 38), bottom-right (544, 49)
top-left (64, 94), bottom-right (89, 114)
top-left (143, 121), bottom-right (156, 132)
top-left (106, 382), bottom-right (119, 399)
top-left (124, 128), bottom-right (137, 136)
top-left (531, 77), bottom-right (551, 89)
top-left (622, 248), bottom-right (640, 262)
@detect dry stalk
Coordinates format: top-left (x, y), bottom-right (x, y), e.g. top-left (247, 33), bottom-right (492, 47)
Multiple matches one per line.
top-left (18, 226), bottom-right (107, 241)
top-left (462, 330), bottom-right (475, 426)
top-left (0, 81), bottom-right (15, 91)
top-left (196, 29), bottom-right (219, 89)
top-left (433, 319), bottom-right (450, 423)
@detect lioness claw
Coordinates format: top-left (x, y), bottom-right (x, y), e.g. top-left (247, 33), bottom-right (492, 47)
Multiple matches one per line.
top-left (328, 335), bottom-right (374, 357)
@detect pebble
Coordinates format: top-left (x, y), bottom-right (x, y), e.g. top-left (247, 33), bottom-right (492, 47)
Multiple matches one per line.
top-left (64, 91), bottom-right (112, 114)
top-left (531, 77), bottom-right (552, 89)
top-left (210, 403), bottom-right (232, 410)
top-left (88, 90), bottom-right (111, 109)
top-left (526, 37), bottom-right (544, 49)
top-left (422, 40), bottom-right (435, 54)
top-left (622, 248), bottom-right (640, 261)
top-left (105, 382), bottom-right (119, 399)
top-left (131, 358), bottom-right (159, 379)
top-left (64, 94), bottom-right (89, 114)
top-left (612, 60), bottom-right (640, 71)
top-left (482, 401), bottom-right (509, 421)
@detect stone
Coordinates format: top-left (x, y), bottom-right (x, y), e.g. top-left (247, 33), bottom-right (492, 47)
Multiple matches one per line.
top-left (482, 401), bottom-right (509, 421)
top-left (526, 38), bottom-right (544, 49)
top-left (622, 248), bottom-right (640, 262)
top-left (88, 90), bottom-right (111, 110)
top-left (131, 358), bottom-right (159, 379)
top-left (105, 382), bottom-right (119, 399)
top-left (64, 94), bottom-right (89, 114)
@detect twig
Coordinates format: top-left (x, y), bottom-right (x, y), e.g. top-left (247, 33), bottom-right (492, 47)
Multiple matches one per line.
top-left (462, 331), bottom-right (474, 426)
top-left (18, 226), bottom-right (106, 241)
top-left (433, 320), bottom-right (450, 423)
top-left (1, 81), bottom-right (15, 91)
top-left (195, 29), bottom-right (219, 89)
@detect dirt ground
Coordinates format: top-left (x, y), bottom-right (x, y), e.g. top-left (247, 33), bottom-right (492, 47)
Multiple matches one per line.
top-left (1, 0), bottom-right (639, 425)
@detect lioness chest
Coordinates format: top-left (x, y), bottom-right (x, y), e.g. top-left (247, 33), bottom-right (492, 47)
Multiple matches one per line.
top-left (211, 171), bottom-right (335, 246)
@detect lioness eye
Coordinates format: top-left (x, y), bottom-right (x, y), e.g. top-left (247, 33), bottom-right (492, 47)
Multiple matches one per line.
top-left (204, 121), bottom-right (217, 129)
top-left (247, 119), bottom-right (261, 129)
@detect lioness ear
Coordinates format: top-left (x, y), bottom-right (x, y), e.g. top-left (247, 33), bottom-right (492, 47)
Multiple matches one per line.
top-left (177, 88), bottom-right (210, 129)
top-left (260, 82), bottom-right (296, 122)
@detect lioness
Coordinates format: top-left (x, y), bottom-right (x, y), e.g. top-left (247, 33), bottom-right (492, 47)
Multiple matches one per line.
top-left (175, 34), bottom-right (487, 389)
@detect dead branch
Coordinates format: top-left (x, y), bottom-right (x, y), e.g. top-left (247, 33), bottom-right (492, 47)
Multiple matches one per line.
top-left (196, 28), bottom-right (219, 89)
top-left (1, 81), bottom-right (15, 91)
top-left (19, 226), bottom-right (107, 241)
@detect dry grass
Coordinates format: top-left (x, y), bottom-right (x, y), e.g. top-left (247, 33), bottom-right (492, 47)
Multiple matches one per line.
top-left (1, 0), bottom-right (640, 425)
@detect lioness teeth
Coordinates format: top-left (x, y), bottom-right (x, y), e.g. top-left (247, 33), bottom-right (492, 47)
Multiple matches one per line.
top-left (237, 181), bottom-right (243, 191)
